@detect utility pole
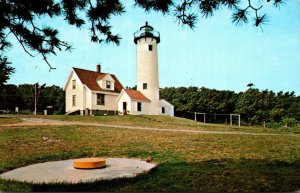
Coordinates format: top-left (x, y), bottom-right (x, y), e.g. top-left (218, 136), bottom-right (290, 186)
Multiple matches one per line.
top-left (34, 83), bottom-right (38, 115)
top-left (34, 83), bottom-right (45, 115)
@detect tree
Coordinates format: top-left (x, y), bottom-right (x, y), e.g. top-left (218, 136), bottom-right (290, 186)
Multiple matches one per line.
top-left (39, 85), bottom-right (65, 114)
top-left (17, 84), bottom-right (35, 111)
top-left (235, 88), bottom-right (265, 125)
top-left (160, 86), bottom-right (238, 119)
top-left (247, 83), bottom-right (255, 88)
top-left (0, 56), bottom-right (15, 90)
top-left (17, 84), bottom-right (65, 114)
top-left (1, 0), bottom-right (285, 70)
top-left (0, 84), bottom-right (23, 110)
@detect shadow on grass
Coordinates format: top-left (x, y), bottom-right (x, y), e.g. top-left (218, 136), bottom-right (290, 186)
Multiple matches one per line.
top-left (1, 158), bottom-right (299, 192)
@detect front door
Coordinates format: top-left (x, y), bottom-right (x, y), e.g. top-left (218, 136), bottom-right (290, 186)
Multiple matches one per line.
top-left (123, 102), bottom-right (127, 115)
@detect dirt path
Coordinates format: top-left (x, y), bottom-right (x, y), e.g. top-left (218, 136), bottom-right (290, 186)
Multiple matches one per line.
top-left (0, 117), bottom-right (287, 136)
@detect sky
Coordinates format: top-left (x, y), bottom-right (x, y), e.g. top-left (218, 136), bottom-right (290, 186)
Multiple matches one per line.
top-left (6, 0), bottom-right (300, 95)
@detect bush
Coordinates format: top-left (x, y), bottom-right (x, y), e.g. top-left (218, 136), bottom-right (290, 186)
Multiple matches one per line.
top-left (18, 109), bottom-right (33, 115)
top-left (266, 121), bottom-right (283, 129)
top-left (267, 118), bottom-right (299, 129)
top-left (281, 117), bottom-right (299, 128)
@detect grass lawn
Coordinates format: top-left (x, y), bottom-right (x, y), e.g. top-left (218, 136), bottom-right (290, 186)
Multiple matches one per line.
top-left (34, 114), bottom-right (300, 134)
top-left (0, 117), bottom-right (23, 125)
top-left (0, 115), bottom-right (299, 192)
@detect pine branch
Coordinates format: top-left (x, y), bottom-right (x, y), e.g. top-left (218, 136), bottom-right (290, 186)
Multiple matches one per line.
top-left (9, 28), bottom-right (35, 57)
top-left (42, 53), bottom-right (56, 72)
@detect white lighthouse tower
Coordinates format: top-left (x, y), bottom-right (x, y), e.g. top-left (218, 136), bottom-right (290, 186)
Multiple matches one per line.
top-left (134, 22), bottom-right (161, 114)
top-left (117, 22), bottom-right (173, 116)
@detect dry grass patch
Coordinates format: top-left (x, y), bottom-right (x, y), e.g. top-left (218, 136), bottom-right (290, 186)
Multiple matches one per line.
top-left (0, 117), bottom-right (22, 125)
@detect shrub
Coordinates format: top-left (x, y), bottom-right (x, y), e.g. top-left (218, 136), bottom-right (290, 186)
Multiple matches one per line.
top-left (266, 121), bottom-right (283, 129)
top-left (281, 117), bottom-right (299, 128)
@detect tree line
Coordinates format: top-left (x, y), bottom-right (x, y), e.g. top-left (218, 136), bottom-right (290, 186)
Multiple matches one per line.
top-left (160, 87), bottom-right (300, 127)
top-left (0, 84), bottom-right (64, 115)
top-left (1, 83), bottom-right (299, 127)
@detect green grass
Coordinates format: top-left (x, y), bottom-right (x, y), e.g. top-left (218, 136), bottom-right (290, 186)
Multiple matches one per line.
top-left (32, 114), bottom-right (297, 134)
top-left (0, 116), bottom-right (299, 192)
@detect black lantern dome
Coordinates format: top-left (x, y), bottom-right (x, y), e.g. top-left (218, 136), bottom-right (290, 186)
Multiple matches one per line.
top-left (134, 22), bottom-right (160, 44)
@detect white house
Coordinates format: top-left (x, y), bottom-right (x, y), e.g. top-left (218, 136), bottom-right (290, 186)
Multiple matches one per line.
top-left (64, 22), bottom-right (174, 116)
top-left (64, 65), bottom-right (124, 115)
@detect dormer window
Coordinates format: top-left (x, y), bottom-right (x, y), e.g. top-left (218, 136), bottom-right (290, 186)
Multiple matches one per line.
top-left (96, 74), bottom-right (115, 91)
top-left (72, 79), bottom-right (76, 89)
top-left (106, 81), bottom-right (111, 89)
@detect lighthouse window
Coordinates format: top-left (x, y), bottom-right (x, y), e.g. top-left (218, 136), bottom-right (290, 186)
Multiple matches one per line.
top-left (148, 45), bottom-right (153, 51)
top-left (137, 102), bottom-right (142, 112)
top-left (143, 83), bottom-right (147, 90)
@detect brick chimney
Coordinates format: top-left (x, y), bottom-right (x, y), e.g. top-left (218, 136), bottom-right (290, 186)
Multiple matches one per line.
top-left (96, 64), bottom-right (101, 73)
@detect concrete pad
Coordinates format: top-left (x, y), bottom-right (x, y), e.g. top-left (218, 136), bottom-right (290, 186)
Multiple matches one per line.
top-left (0, 158), bottom-right (156, 184)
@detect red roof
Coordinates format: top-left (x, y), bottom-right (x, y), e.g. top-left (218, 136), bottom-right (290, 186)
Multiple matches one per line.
top-left (73, 67), bottom-right (123, 93)
top-left (124, 89), bottom-right (150, 102)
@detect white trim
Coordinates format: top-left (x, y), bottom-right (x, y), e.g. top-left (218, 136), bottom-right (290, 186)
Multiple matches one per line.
top-left (64, 68), bottom-right (82, 91)
top-left (102, 74), bottom-right (114, 81)
top-left (159, 99), bottom-right (174, 107)
top-left (131, 99), bottom-right (151, 103)
top-left (91, 90), bottom-right (120, 96)
top-left (64, 69), bottom-right (74, 91)
top-left (117, 89), bottom-right (126, 102)
top-left (83, 84), bottom-right (90, 91)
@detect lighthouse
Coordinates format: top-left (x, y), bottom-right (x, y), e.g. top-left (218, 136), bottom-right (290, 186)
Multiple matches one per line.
top-left (65, 22), bottom-right (173, 116)
top-left (134, 22), bottom-right (161, 114)
top-left (115, 22), bottom-right (173, 116)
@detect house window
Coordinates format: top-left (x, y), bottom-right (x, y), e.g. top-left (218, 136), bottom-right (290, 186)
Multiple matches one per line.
top-left (72, 79), bottom-right (76, 89)
top-left (137, 102), bottom-right (142, 112)
top-left (97, 93), bottom-right (105, 105)
top-left (143, 83), bottom-right (147, 90)
top-left (72, 95), bottom-right (76, 106)
top-left (162, 107), bottom-right (165, 114)
top-left (148, 45), bottom-right (153, 51)
top-left (106, 81), bottom-right (111, 89)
